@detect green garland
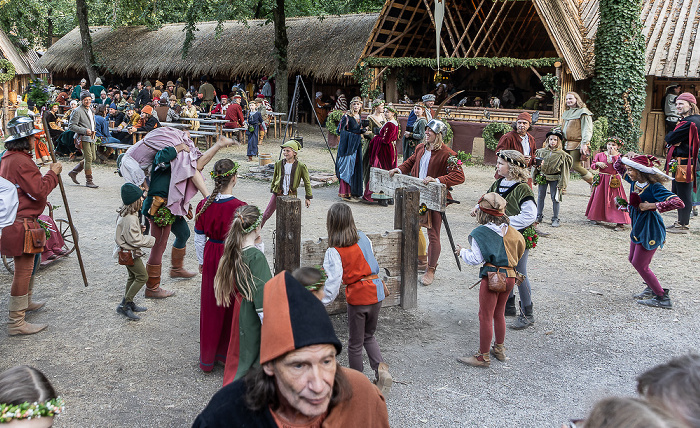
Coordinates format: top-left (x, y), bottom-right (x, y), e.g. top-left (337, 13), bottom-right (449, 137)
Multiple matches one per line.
top-left (540, 73), bottom-right (559, 95)
top-left (305, 265), bottom-right (328, 291)
top-left (521, 225), bottom-right (538, 249)
top-left (443, 121), bottom-right (453, 145)
top-left (455, 150), bottom-right (473, 166)
top-left (0, 397), bottom-right (64, 423)
top-left (153, 207), bottom-right (176, 227)
top-left (325, 109), bottom-right (345, 137)
top-left (0, 59), bottom-right (16, 84)
top-left (482, 122), bottom-right (513, 151)
top-left (362, 57), bottom-right (562, 70)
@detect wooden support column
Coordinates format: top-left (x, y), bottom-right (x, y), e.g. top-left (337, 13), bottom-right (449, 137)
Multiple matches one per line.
top-left (553, 62), bottom-right (563, 119)
top-left (274, 196), bottom-right (301, 274)
top-left (394, 187), bottom-right (419, 309)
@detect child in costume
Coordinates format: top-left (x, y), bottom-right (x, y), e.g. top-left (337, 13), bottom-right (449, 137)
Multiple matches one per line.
top-left (260, 140), bottom-right (312, 228)
top-left (614, 154), bottom-right (684, 308)
top-left (477, 150), bottom-right (537, 329)
top-left (456, 193), bottom-right (525, 367)
top-left (114, 183), bottom-right (155, 321)
top-left (533, 129), bottom-right (572, 227)
top-left (586, 137), bottom-right (631, 230)
top-left (194, 159), bottom-right (246, 372)
top-left (214, 205), bottom-right (271, 385)
top-left (320, 202), bottom-right (393, 396)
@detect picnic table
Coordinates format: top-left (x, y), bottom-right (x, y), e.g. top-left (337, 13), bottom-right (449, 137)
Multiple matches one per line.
top-left (197, 112), bottom-right (225, 119)
top-left (161, 122), bottom-right (190, 129)
top-left (189, 130), bottom-right (218, 149)
top-left (110, 127), bottom-right (146, 144)
top-left (182, 117), bottom-right (229, 136)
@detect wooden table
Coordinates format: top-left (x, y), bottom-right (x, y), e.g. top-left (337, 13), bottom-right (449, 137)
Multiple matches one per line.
top-left (162, 122), bottom-right (190, 129)
top-left (183, 117), bottom-right (229, 136)
top-left (268, 112), bottom-right (285, 138)
top-left (189, 130), bottom-right (217, 149)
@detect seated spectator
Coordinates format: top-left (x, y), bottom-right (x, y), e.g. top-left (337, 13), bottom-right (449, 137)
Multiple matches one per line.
top-left (96, 90), bottom-right (111, 106)
top-left (112, 92), bottom-right (127, 110)
top-left (71, 78), bottom-right (87, 100)
top-left (0, 365), bottom-right (64, 427)
top-left (192, 272), bottom-right (390, 428)
top-left (166, 96), bottom-right (181, 122)
top-left (131, 105), bottom-right (160, 134)
top-left (181, 96), bottom-right (200, 131)
top-left (107, 103), bottom-right (126, 127)
top-left (94, 104), bottom-right (121, 145)
top-left (44, 102), bottom-right (65, 142)
top-left (210, 95), bottom-right (229, 115)
top-left (154, 94), bottom-right (169, 122)
top-left (55, 85), bottom-right (71, 107)
top-left (523, 91), bottom-right (546, 110)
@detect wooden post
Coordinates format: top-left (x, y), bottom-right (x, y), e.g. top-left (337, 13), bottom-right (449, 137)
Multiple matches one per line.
top-left (2, 82), bottom-right (7, 133)
top-left (395, 187), bottom-right (419, 309)
top-left (274, 196), bottom-right (301, 274)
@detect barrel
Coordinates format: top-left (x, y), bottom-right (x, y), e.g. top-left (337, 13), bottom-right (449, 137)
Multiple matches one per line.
top-left (259, 154), bottom-right (272, 166)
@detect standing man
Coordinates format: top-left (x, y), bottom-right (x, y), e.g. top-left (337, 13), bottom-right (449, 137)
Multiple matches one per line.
top-left (198, 76), bottom-right (216, 113)
top-left (261, 77), bottom-right (272, 102)
top-left (175, 78), bottom-right (187, 100)
top-left (561, 91), bottom-right (594, 184)
top-left (664, 84), bottom-right (682, 135)
top-left (135, 81), bottom-right (152, 109)
top-left (422, 94), bottom-right (435, 120)
top-left (664, 92), bottom-right (700, 234)
top-left (495, 111), bottom-right (537, 170)
top-left (389, 119), bottom-right (465, 286)
top-left (224, 94), bottom-right (245, 144)
top-left (192, 271), bottom-right (390, 428)
top-left (67, 91), bottom-right (99, 188)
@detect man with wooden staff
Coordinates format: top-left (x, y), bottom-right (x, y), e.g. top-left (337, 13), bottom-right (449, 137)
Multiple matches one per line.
top-left (389, 119), bottom-right (465, 286)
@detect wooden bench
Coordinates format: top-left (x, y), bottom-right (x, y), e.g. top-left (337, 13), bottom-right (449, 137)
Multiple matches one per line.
top-left (189, 131), bottom-right (217, 149)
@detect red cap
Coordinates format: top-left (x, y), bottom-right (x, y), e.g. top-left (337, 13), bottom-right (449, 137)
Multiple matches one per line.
top-left (677, 92), bottom-right (697, 105)
top-left (517, 112), bottom-right (532, 123)
top-left (257, 94), bottom-right (265, 98)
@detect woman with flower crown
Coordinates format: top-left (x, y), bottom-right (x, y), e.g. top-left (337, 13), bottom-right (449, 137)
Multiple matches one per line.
top-left (194, 159), bottom-right (247, 372)
top-left (214, 205), bottom-right (271, 386)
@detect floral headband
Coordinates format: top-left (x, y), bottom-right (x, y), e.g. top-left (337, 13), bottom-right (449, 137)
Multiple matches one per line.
top-left (0, 397), bottom-right (64, 423)
top-left (496, 151), bottom-right (527, 168)
top-left (371, 99), bottom-right (385, 109)
top-left (210, 163), bottom-right (239, 180)
top-left (605, 136), bottom-right (624, 147)
top-left (237, 211), bottom-right (263, 234)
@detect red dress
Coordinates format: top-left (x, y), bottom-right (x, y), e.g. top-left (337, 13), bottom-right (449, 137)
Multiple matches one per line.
top-left (585, 152), bottom-right (631, 224)
top-left (369, 121), bottom-right (399, 170)
top-left (195, 196), bottom-right (247, 371)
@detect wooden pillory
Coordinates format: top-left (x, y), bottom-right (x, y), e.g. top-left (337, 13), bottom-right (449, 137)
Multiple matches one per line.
top-left (273, 184), bottom-right (421, 315)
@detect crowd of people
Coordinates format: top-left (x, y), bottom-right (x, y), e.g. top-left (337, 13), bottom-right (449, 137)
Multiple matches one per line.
top-left (1, 75), bottom-right (699, 426)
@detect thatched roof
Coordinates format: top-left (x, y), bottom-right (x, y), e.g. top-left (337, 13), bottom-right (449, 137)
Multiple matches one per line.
top-left (579, 0), bottom-right (700, 78)
top-left (0, 29), bottom-right (48, 76)
top-left (38, 13), bottom-right (378, 81)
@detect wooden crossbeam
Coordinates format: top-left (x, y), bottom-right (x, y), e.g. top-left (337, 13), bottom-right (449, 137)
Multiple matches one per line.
top-left (390, 2), bottom-right (426, 57)
top-left (444, 1), bottom-right (469, 57)
top-left (421, 0), bottom-right (450, 58)
top-left (495, 1), bottom-right (529, 56)
top-left (473, 0), bottom-right (512, 57)
top-left (449, 0), bottom-right (483, 57)
top-left (477, 0), bottom-right (516, 57)
top-left (369, 168), bottom-right (447, 212)
top-left (501, 2), bottom-right (534, 57)
top-left (464, 0), bottom-right (499, 57)
top-left (397, 15), bottom-right (430, 58)
top-left (369, 18), bottom-right (425, 57)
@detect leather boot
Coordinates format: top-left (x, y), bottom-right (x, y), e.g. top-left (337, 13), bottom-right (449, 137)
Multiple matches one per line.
top-left (170, 247), bottom-right (197, 278)
top-left (510, 303), bottom-right (534, 330)
top-left (85, 171), bottom-right (99, 188)
top-left (116, 299), bottom-right (140, 321)
top-left (504, 295), bottom-right (516, 317)
top-left (67, 160), bottom-right (84, 184)
top-left (490, 343), bottom-right (507, 362)
top-left (417, 255), bottom-right (428, 273)
top-left (457, 352), bottom-right (490, 368)
top-left (27, 276), bottom-right (46, 312)
top-left (420, 264), bottom-right (437, 286)
top-left (375, 362), bottom-right (393, 397)
top-left (8, 295), bottom-right (47, 336)
top-left (145, 263), bottom-right (175, 299)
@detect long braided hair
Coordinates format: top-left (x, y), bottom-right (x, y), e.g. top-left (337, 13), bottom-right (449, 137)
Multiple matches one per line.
top-left (194, 159), bottom-right (237, 222)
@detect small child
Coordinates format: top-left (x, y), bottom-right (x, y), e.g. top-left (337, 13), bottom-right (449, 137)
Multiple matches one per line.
top-left (586, 137), bottom-right (631, 230)
top-left (456, 193), bottom-right (525, 367)
top-left (261, 140), bottom-right (312, 227)
top-left (320, 202), bottom-right (393, 396)
top-left (614, 153), bottom-right (684, 308)
top-left (115, 183), bottom-right (155, 320)
top-left (533, 128), bottom-right (572, 227)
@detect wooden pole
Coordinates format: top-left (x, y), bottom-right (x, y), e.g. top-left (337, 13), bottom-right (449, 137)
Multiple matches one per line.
top-left (41, 113), bottom-right (89, 287)
top-left (274, 196), bottom-right (301, 274)
top-left (2, 82), bottom-right (8, 134)
top-left (394, 187), bottom-right (419, 309)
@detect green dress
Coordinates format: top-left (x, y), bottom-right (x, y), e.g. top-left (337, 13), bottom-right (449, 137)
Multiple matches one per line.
top-left (222, 246), bottom-right (272, 386)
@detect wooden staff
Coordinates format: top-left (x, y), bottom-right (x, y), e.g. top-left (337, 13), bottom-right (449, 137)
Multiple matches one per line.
top-left (41, 113), bottom-right (89, 287)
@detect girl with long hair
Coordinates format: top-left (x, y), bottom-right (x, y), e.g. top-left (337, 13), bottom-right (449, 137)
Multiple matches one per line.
top-left (402, 102), bottom-right (428, 159)
top-left (194, 159), bottom-right (247, 372)
top-left (335, 97), bottom-right (366, 200)
top-left (214, 205), bottom-right (271, 385)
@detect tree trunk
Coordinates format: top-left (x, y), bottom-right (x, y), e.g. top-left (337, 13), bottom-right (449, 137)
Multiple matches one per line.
top-left (272, 0), bottom-right (288, 114)
top-left (76, 0), bottom-right (98, 84)
top-left (46, 14), bottom-right (54, 49)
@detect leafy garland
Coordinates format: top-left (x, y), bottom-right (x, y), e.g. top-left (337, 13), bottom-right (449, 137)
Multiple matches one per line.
top-left (590, 0), bottom-right (645, 152)
top-left (540, 73), bottom-right (559, 95)
top-left (0, 397), bottom-right (64, 423)
top-left (153, 207), bottom-right (176, 227)
top-left (352, 63), bottom-right (385, 100)
top-left (0, 59), bottom-right (16, 84)
top-left (456, 150), bottom-right (474, 166)
top-left (521, 225), bottom-right (538, 249)
top-left (305, 265), bottom-right (327, 291)
top-left (482, 122), bottom-right (513, 151)
top-left (443, 121), bottom-right (453, 145)
top-left (325, 109), bottom-right (344, 136)
top-left (362, 57), bottom-right (562, 70)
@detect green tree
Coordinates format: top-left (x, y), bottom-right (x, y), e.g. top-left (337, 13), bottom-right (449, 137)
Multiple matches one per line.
top-left (590, 0), bottom-right (646, 152)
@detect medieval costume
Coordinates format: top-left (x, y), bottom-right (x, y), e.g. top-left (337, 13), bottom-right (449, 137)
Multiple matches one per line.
top-left (245, 109), bottom-right (263, 158)
top-left (336, 113), bottom-right (365, 198)
top-left (561, 105), bottom-right (594, 183)
top-left (533, 135), bottom-right (572, 225)
top-left (586, 151), bottom-right (631, 225)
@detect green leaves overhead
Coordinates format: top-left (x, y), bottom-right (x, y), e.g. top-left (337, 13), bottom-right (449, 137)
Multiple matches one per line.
top-left (590, 0), bottom-right (645, 152)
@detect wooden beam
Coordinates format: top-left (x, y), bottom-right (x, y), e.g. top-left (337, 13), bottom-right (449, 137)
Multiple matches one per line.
top-left (501, 2), bottom-right (534, 57)
top-left (464, 0), bottom-right (499, 57)
top-left (444, 0), bottom-right (471, 57)
top-left (394, 187), bottom-right (419, 309)
top-left (495, 1), bottom-right (529, 56)
top-left (390, 1), bottom-right (425, 58)
top-left (370, 168), bottom-right (447, 212)
top-left (421, 0), bottom-right (450, 59)
top-left (481, 0), bottom-right (516, 56)
top-left (368, 18), bottom-right (425, 57)
top-left (274, 196), bottom-right (301, 274)
top-left (361, 0), bottom-right (398, 58)
top-left (397, 15), bottom-right (430, 58)
top-left (473, 0), bottom-right (512, 57)
top-left (449, 0), bottom-right (483, 57)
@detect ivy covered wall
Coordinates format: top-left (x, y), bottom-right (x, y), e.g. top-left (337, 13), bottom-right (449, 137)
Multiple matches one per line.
top-left (590, 0), bottom-right (646, 152)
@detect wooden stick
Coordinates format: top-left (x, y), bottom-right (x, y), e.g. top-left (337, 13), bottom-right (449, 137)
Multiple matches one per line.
top-left (41, 113), bottom-right (89, 287)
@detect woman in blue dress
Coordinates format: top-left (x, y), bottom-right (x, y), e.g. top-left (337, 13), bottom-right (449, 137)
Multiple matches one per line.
top-left (245, 101), bottom-right (263, 161)
top-left (335, 96), bottom-right (366, 200)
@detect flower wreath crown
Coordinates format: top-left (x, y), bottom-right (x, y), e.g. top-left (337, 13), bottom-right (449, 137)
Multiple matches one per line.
top-left (0, 397), bottom-right (65, 423)
top-left (210, 163), bottom-right (239, 180)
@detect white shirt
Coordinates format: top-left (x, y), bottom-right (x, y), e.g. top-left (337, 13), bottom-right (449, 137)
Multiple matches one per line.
top-left (418, 149), bottom-right (432, 180)
top-left (459, 223), bottom-right (509, 265)
top-left (520, 134), bottom-right (530, 156)
top-left (282, 162), bottom-right (293, 195)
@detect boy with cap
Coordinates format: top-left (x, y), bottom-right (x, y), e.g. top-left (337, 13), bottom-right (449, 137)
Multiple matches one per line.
top-left (115, 183), bottom-right (155, 321)
top-left (192, 271), bottom-right (390, 427)
top-left (261, 140), bottom-right (312, 227)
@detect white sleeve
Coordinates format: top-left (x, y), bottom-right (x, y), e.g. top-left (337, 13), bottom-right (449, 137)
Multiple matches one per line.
top-left (460, 237), bottom-right (485, 266)
top-left (194, 232), bottom-right (206, 266)
top-left (509, 200), bottom-right (537, 229)
top-left (321, 248), bottom-right (343, 306)
top-left (254, 241), bottom-right (265, 253)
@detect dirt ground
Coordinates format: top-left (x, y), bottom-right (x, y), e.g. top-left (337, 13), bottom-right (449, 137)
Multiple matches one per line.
top-left (1, 124), bottom-right (699, 427)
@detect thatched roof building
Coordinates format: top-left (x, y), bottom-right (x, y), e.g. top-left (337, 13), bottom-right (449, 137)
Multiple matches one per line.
top-left (38, 13), bottom-right (378, 82)
top-left (0, 29), bottom-right (48, 93)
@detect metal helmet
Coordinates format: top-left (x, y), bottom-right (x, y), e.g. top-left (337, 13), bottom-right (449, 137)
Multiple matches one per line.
top-left (426, 119), bottom-right (446, 136)
top-left (3, 116), bottom-right (42, 143)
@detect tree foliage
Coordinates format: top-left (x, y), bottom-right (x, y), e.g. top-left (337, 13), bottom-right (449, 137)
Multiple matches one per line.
top-left (590, 0), bottom-right (646, 152)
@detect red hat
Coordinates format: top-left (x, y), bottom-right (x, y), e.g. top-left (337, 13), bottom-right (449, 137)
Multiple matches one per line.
top-left (221, 95), bottom-right (227, 99)
top-left (621, 154), bottom-right (672, 179)
top-left (677, 92), bottom-right (697, 105)
top-left (517, 112), bottom-right (532, 123)
top-left (233, 94), bottom-right (242, 99)
top-left (256, 94), bottom-right (265, 98)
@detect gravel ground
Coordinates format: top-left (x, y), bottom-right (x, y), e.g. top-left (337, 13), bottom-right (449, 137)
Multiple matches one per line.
top-left (1, 124), bottom-right (698, 427)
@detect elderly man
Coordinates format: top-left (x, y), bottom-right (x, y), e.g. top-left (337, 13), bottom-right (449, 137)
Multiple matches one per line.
top-left (495, 111), bottom-right (537, 172)
top-left (192, 271), bottom-right (390, 428)
top-left (389, 119), bottom-right (465, 286)
top-left (67, 91), bottom-right (99, 188)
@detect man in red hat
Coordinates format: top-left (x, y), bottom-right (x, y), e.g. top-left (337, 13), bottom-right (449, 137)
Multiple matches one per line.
top-left (495, 112), bottom-right (537, 178)
top-left (192, 272), bottom-right (390, 428)
top-left (224, 95), bottom-right (245, 144)
top-left (664, 91), bottom-right (700, 233)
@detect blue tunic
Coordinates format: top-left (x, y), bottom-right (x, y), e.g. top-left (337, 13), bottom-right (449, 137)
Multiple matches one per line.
top-left (335, 115), bottom-right (364, 196)
top-left (623, 175), bottom-right (677, 250)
